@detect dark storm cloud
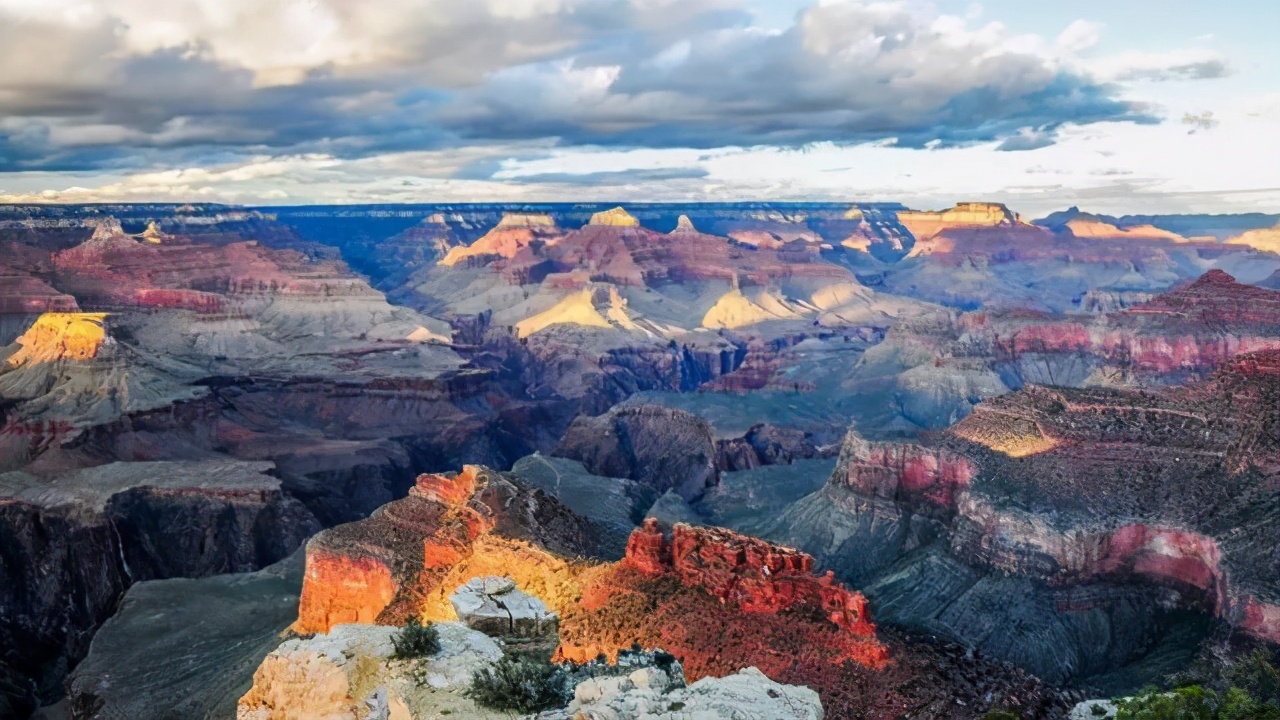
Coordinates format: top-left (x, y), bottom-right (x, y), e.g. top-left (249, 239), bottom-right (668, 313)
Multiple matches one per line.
top-left (0, 0), bottom-right (1220, 173)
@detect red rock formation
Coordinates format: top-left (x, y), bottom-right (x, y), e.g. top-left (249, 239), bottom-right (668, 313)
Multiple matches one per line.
top-left (295, 466), bottom-right (597, 635)
top-left (621, 520), bottom-right (878, 638)
top-left (290, 464), bottom-right (1075, 718)
top-left (439, 213), bottom-right (561, 268)
top-left (898, 202), bottom-right (1022, 241)
top-left (832, 432), bottom-right (975, 508)
top-left (495, 220), bottom-right (853, 290)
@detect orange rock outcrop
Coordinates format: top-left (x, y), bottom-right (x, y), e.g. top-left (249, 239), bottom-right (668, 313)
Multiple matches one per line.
top-left (292, 469), bottom-right (897, 716)
top-left (7, 313), bottom-right (109, 366)
top-left (295, 466), bottom-right (600, 635)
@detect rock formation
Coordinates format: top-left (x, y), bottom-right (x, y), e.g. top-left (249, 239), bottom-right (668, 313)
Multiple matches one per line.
top-left (1226, 222), bottom-right (1280, 254)
top-left (450, 576), bottom-right (559, 639)
top-left (897, 202), bottom-right (1022, 240)
top-left (589, 207), bottom-right (641, 227)
top-left (0, 461), bottom-right (318, 715)
top-left (295, 466), bottom-right (600, 635)
top-left (5, 312), bottom-right (107, 365)
top-left (439, 212), bottom-right (561, 267)
top-left (671, 214), bottom-right (698, 234)
top-left (237, 622), bottom-right (503, 720)
top-left (552, 404), bottom-right (718, 501)
top-left (553, 665), bottom-right (824, 720)
top-left (764, 348), bottom-right (1280, 685)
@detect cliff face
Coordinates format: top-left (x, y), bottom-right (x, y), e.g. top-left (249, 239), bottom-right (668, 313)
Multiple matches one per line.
top-left (771, 351), bottom-right (1280, 684)
top-left (552, 404), bottom-right (718, 501)
top-left (897, 202), bottom-right (1021, 241)
top-left (439, 212), bottom-right (561, 267)
top-left (0, 461), bottom-right (317, 711)
top-left (989, 271), bottom-right (1280, 376)
top-left (856, 271), bottom-right (1280, 431)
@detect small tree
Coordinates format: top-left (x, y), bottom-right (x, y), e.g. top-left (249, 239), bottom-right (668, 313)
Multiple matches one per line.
top-left (392, 617), bottom-right (441, 660)
top-left (467, 655), bottom-right (568, 713)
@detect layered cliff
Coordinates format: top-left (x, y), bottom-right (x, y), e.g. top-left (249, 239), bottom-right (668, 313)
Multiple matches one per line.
top-left (766, 350), bottom-right (1280, 686)
top-left (898, 202), bottom-right (1022, 241)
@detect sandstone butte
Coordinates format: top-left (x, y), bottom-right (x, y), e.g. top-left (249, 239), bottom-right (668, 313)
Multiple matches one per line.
top-left (438, 212), bottom-right (561, 267)
top-left (7, 312), bottom-right (109, 366)
top-left (835, 348), bottom-right (1280, 647)
top-left (896, 202), bottom-right (1021, 240)
top-left (294, 466), bottom-right (897, 714)
top-left (589, 207), bottom-right (641, 228)
top-left (514, 286), bottom-right (641, 339)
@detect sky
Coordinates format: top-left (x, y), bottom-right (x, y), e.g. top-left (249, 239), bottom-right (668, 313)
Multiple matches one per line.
top-left (0, 0), bottom-right (1276, 216)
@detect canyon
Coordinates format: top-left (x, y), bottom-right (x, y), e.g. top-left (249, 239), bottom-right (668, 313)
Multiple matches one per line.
top-left (1, 201), bottom-right (1279, 719)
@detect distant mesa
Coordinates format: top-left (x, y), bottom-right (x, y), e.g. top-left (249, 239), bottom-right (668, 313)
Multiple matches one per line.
top-left (1036, 208), bottom-right (1193, 243)
top-left (842, 207), bottom-right (866, 221)
top-left (495, 212), bottom-right (557, 230)
top-left (671, 214), bottom-right (698, 234)
top-left (1064, 217), bottom-right (1189, 242)
top-left (897, 202), bottom-right (1020, 240)
top-left (439, 212), bottom-right (560, 267)
top-left (7, 312), bottom-right (109, 366)
top-left (589, 207), bottom-right (641, 228)
top-left (1226, 222), bottom-right (1280, 254)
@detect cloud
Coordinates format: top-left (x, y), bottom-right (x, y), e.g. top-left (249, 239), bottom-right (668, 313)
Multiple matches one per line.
top-left (997, 127), bottom-right (1058, 152)
top-left (497, 167), bottom-right (710, 184)
top-left (1056, 20), bottom-right (1102, 53)
top-left (0, 0), bottom-right (1181, 173)
top-left (1085, 49), bottom-right (1230, 82)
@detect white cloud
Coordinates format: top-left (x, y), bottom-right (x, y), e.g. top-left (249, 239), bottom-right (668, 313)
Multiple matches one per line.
top-left (1056, 20), bottom-right (1101, 53)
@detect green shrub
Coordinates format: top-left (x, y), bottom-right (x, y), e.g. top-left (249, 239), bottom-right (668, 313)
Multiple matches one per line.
top-left (1114, 680), bottom-right (1280, 720)
top-left (1227, 650), bottom-right (1280, 706)
top-left (983, 712), bottom-right (1021, 720)
top-left (1116, 685), bottom-right (1219, 720)
top-left (391, 617), bottom-right (441, 660)
top-left (467, 655), bottom-right (568, 713)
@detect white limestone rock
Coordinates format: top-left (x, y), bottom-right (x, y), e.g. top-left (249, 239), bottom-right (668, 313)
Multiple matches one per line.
top-left (450, 576), bottom-right (560, 639)
top-left (542, 666), bottom-right (823, 720)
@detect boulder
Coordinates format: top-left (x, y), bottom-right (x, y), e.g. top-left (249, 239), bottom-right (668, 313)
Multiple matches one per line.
top-left (450, 576), bottom-right (560, 640)
top-left (550, 666), bottom-right (824, 720)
